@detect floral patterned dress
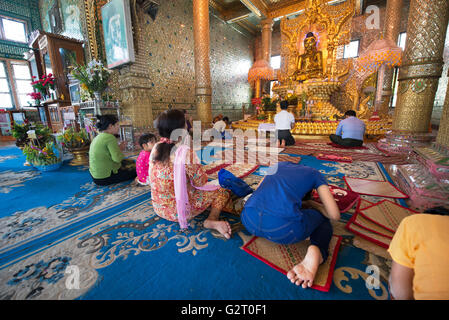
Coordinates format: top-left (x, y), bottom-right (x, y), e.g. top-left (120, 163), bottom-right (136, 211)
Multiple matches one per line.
top-left (149, 144), bottom-right (230, 222)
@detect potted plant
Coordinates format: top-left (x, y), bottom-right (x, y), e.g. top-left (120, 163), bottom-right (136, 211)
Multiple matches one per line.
top-left (28, 91), bottom-right (43, 106)
top-left (22, 142), bottom-right (62, 171)
top-left (57, 127), bottom-right (91, 166)
top-left (262, 97), bottom-right (277, 122)
top-left (11, 122), bottom-right (31, 148)
top-left (31, 74), bottom-right (55, 100)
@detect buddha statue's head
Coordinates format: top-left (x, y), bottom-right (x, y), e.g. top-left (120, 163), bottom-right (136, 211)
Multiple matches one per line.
top-left (304, 32), bottom-right (318, 53)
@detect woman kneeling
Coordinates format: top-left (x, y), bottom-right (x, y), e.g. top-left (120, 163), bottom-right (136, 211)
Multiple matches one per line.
top-left (241, 162), bottom-right (340, 288)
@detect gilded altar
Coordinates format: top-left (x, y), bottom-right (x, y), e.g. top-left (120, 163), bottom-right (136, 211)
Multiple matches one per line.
top-left (272, 0), bottom-right (355, 121)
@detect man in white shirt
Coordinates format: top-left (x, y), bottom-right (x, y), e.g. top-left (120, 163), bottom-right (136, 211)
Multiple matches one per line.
top-left (213, 117), bottom-right (227, 133)
top-left (212, 116), bottom-right (231, 139)
top-left (274, 100), bottom-right (296, 147)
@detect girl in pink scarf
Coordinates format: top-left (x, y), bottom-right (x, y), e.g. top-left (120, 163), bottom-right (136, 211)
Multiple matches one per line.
top-left (148, 110), bottom-right (232, 239)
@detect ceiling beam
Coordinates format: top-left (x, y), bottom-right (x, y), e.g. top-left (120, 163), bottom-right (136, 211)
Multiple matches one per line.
top-left (235, 19), bottom-right (258, 35)
top-left (240, 0), bottom-right (268, 18)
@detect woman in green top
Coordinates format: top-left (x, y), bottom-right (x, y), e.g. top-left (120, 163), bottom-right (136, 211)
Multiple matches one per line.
top-left (89, 114), bottom-right (137, 186)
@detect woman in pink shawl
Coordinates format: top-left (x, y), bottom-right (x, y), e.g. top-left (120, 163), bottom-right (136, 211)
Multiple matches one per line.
top-left (148, 109), bottom-right (232, 239)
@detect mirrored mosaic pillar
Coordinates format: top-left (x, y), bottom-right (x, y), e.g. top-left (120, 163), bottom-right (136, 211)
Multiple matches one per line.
top-left (377, 0), bottom-right (403, 116)
top-left (436, 69), bottom-right (449, 148)
top-left (392, 0), bottom-right (449, 133)
top-left (193, 0), bottom-right (212, 125)
top-left (262, 18), bottom-right (273, 95)
top-left (261, 18), bottom-right (273, 63)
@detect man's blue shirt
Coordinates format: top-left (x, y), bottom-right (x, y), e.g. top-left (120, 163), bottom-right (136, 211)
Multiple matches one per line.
top-left (335, 116), bottom-right (366, 140)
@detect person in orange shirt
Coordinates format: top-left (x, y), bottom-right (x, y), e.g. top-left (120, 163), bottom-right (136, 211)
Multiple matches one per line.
top-left (387, 207), bottom-right (449, 300)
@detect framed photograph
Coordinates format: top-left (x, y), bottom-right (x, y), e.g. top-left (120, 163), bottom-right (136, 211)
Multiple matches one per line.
top-left (101, 0), bottom-right (135, 69)
top-left (69, 82), bottom-right (81, 104)
top-left (12, 112), bottom-right (25, 124)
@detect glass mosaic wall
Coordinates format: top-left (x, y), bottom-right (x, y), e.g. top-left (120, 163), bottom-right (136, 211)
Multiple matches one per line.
top-left (38, 0), bottom-right (253, 122)
top-left (130, 0), bottom-right (253, 120)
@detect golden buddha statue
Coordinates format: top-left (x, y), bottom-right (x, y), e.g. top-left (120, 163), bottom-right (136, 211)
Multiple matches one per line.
top-left (294, 32), bottom-right (324, 81)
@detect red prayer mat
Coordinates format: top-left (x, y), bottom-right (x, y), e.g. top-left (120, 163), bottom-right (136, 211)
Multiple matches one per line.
top-left (327, 142), bottom-right (368, 150)
top-left (207, 163), bottom-right (259, 180)
top-left (345, 215), bottom-right (392, 249)
top-left (358, 199), bottom-right (418, 233)
top-left (242, 235), bottom-right (342, 292)
top-left (316, 153), bottom-right (353, 163)
top-left (311, 185), bottom-right (360, 213)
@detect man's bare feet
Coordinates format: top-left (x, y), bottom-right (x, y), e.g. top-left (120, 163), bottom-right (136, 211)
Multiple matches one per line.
top-left (204, 219), bottom-right (232, 239)
top-left (286, 245), bottom-right (323, 289)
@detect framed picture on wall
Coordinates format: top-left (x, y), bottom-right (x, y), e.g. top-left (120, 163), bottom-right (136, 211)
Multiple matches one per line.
top-left (101, 0), bottom-right (135, 69)
top-left (69, 82), bottom-right (81, 104)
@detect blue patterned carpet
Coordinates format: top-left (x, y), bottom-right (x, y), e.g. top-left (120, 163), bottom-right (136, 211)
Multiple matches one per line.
top-left (0, 145), bottom-right (393, 300)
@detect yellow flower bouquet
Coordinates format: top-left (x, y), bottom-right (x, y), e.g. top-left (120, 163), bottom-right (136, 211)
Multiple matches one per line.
top-left (57, 127), bottom-right (90, 150)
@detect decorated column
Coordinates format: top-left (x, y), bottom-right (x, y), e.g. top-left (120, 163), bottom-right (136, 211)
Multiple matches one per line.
top-left (377, 0), bottom-right (403, 116)
top-left (193, 0), bottom-right (212, 125)
top-left (248, 19), bottom-right (274, 98)
top-left (392, 0), bottom-right (449, 134)
top-left (436, 69), bottom-right (449, 148)
top-left (261, 18), bottom-right (273, 63)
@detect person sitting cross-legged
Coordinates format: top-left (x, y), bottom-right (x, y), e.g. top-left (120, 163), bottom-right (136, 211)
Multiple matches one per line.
top-left (387, 207), bottom-right (449, 300)
top-left (329, 110), bottom-right (365, 147)
top-left (89, 114), bottom-right (137, 186)
top-left (241, 162), bottom-right (340, 288)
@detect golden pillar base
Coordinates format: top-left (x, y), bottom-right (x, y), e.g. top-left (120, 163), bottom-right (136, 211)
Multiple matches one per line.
top-left (392, 78), bottom-right (440, 133)
top-left (196, 93), bottom-right (212, 127)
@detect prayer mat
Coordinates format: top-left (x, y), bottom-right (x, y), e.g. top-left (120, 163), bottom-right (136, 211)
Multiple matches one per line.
top-left (316, 153), bottom-right (353, 163)
top-left (242, 235), bottom-right (342, 292)
top-left (283, 142), bottom-right (411, 165)
top-left (311, 185), bottom-right (360, 213)
top-left (344, 176), bottom-right (408, 199)
top-left (210, 149), bottom-right (300, 167)
top-left (247, 146), bottom-right (285, 154)
top-left (356, 198), bottom-right (377, 212)
top-left (222, 174), bottom-right (263, 215)
top-left (203, 160), bottom-right (231, 175)
top-left (207, 163), bottom-right (259, 180)
top-left (257, 154), bottom-right (301, 166)
top-left (351, 212), bottom-right (394, 239)
top-left (358, 200), bottom-right (418, 233)
top-left (345, 216), bottom-right (392, 249)
top-left (327, 142), bottom-right (368, 150)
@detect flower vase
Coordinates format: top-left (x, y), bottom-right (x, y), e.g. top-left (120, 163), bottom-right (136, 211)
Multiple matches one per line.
top-left (93, 91), bottom-right (102, 115)
top-left (68, 145), bottom-right (90, 166)
top-left (266, 111), bottom-right (276, 123)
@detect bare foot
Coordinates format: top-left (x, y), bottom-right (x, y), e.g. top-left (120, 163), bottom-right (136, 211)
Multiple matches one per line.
top-left (286, 245), bottom-right (323, 289)
top-left (204, 219), bottom-right (232, 239)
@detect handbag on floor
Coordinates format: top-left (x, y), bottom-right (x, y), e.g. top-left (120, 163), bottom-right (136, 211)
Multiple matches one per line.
top-left (218, 168), bottom-right (253, 198)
